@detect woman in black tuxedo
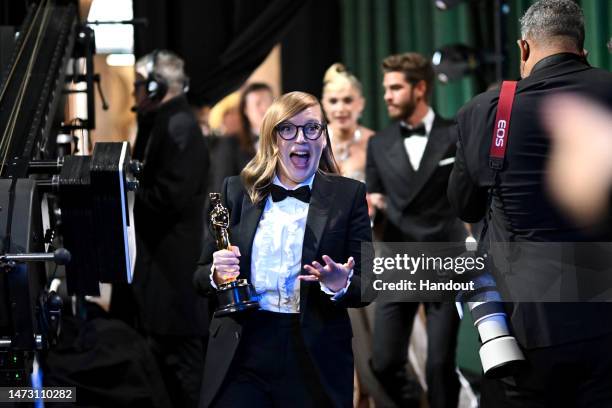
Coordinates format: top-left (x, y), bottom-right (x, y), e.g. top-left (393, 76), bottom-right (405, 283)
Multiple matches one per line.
top-left (194, 91), bottom-right (373, 407)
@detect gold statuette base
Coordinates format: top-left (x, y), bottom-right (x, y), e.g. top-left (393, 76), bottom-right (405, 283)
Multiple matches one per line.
top-left (214, 279), bottom-right (260, 317)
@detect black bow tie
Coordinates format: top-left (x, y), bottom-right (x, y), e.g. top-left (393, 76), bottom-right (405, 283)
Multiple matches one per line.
top-left (270, 184), bottom-right (311, 203)
top-left (400, 123), bottom-right (427, 138)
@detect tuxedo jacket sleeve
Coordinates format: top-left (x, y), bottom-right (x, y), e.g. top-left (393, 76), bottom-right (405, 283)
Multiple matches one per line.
top-left (366, 135), bottom-right (385, 194)
top-left (318, 177), bottom-right (373, 309)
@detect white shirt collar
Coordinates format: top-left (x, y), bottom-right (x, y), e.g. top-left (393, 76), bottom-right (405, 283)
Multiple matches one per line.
top-left (273, 173), bottom-right (315, 190)
top-left (400, 107), bottom-right (436, 136)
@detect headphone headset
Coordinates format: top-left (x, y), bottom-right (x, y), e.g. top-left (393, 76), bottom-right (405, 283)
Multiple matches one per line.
top-left (144, 50), bottom-right (168, 102)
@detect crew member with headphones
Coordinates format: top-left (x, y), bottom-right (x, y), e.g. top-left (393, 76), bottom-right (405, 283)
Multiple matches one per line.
top-left (131, 49), bottom-right (210, 408)
top-left (132, 50), bottom-right (190, 159)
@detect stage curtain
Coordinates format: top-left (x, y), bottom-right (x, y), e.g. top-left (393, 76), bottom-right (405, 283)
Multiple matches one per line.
top-left (341, 0), bottom-right (476, 129)
top-left (133, 0), bottom-right (309, 106)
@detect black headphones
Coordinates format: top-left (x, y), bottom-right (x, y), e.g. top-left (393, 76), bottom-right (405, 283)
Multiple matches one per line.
top-left (144, 50), bottom-right (168, 102)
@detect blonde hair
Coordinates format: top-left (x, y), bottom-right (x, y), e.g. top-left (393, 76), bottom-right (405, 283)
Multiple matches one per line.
top-left (241, 92), bottom-right (340, 204)
top-left (322, 63), bottom-right (363, 95)
top-left (208, 91), bottom-right (240, 133)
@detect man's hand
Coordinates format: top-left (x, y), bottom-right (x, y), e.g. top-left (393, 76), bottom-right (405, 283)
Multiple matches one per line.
top-left (369, 193), bottom-right (387, 211)
top-left (299, 255), bottom-right (355, 293)
top-left (212, 246), bottom-right (241, 285)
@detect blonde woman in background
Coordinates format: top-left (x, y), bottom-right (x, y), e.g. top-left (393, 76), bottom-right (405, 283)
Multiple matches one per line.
top-left (322, 63), bottom-right (374, 183)
top-left (323, 63), bottom-right (377, 408)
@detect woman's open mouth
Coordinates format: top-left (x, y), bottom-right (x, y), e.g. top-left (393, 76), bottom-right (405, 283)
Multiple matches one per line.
top-left (289, 151), bottom-right (311, 168)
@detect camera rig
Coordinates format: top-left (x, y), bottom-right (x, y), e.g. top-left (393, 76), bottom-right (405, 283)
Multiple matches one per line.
top-left (0, 0), bottom-right (138, 385)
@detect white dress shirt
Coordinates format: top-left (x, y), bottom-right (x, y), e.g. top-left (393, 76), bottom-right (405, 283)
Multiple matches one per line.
top-left (402, 108), bottom-right (435, 171)
top-left (250, 175), bottom-right (311, 313)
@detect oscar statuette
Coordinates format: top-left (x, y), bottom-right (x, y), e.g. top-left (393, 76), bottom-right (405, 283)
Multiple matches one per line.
top-left (209, 193), bottom-right (259, 317)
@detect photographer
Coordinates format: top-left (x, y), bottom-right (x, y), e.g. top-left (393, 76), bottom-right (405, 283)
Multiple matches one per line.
top-left (448, 1), bottom-right (612, 406)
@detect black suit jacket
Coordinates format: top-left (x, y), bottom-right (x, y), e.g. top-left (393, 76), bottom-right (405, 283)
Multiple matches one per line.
top-left (132, 95), bottom-right (210, 337)
top-left (194, 173), bottom-right (373, 408)
top-left (448, 53), bottom-right (612, 348)
top-left (366, 115), bottom-right (465, 242)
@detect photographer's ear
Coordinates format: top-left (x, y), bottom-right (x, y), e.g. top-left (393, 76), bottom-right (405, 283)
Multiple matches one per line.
top-left (517, 39), bottom-right (531, 78)
top-left (518, 39), bottom-right (530, 62)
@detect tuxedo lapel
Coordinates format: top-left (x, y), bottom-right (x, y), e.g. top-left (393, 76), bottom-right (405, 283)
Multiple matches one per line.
top-left (238, 194), bottom-right (265, 283)
top-left (300, 173), bottom-right (332, 314)
top-left (383, 124), bottom-right (416, 181)
top-left (404, 117), bottom-right (452, 205)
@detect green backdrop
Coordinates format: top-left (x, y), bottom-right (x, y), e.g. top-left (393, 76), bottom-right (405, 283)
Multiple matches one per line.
top-left (341, 0), bottom-right (611, 130)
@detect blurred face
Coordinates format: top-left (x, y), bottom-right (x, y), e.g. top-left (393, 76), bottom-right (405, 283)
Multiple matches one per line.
top-left (276, 105), bottom-right (327, 188)
top-left (133, 72), bottom-right (158, 114)
top-left (195, 105), bottom-right (211, 136)
top-left (245, 89), bottom-right (274, 134)
top-left (383, 71), bottom-right (417, 121)
top-left (322, 85), bottom-right (364, 133)
top-left (133, 73), bottom-right (147, 110)
top-left (223, 107), bottom-right (242, 135)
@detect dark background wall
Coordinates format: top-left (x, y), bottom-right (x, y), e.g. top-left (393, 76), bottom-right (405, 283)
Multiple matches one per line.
top-left (281, 0), bottom-right (342, 99)
top-left (133, 0), bottom-right (310, 106)
top-left (133, 0), bottom-right (343, 105)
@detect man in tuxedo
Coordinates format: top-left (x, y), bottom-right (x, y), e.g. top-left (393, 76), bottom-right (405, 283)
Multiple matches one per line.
top-left (448, 1), bottom-right (612, 406)
top-left (366, 53), bottom-right (465, 408)
top-left (131, 50), bottom-right (210, 408)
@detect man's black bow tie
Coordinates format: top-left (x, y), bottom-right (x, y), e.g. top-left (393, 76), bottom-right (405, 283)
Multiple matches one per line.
top-left (400, 123), bottom-right (427, 138)
top-left (270, 184), bottom-right (311, 203)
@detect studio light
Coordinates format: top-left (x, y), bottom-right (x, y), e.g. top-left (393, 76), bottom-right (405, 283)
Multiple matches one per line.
top-left (432, 44), bottom-right (480, 83)
top-left (433, 0), bottom-right (466, 11)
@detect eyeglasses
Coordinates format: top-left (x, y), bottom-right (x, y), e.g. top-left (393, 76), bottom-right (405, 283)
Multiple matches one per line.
top-left (276, 122), bottom-right (326, 140)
